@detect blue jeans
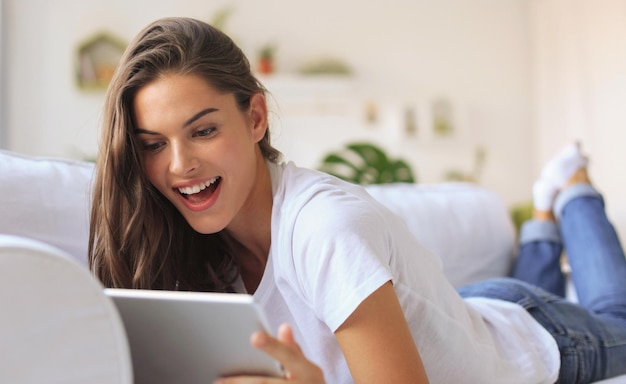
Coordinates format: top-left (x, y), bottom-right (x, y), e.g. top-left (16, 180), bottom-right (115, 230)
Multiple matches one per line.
top-left (458, 184), bottom-right (626, 383)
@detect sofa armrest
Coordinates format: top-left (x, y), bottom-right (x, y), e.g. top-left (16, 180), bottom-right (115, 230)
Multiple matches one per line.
top-left (0, 235), bottom-right (132, 383)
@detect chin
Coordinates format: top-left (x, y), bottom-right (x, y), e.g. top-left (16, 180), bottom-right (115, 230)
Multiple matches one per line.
top-left (185, 218), bottom-right (226, 235)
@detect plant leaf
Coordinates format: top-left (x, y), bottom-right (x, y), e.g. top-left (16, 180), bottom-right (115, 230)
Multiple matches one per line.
top-left (318, 142), bottom-right (416, 185)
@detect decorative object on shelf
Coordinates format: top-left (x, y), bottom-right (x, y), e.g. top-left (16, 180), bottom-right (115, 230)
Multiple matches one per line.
top-left (298, 58), bottom-right (352, 76)
top-left (364, 101), bottom-right (378, 125)
top-left (404, 105), bottom-right (417, 136)
top-left (444, 146), bottom-right (487, 183)
top-left (76, 32), bottom-right (126, 90)
top-left (257, 43), bottom-right (276, 75)
top-left (318, 142), bottom-right (416, 185)
top-left (432, 98), bottom-right (454, 137)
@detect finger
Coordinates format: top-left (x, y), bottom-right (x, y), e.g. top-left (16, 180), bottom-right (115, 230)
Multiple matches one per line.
top-left (252, 327), bottom-right (299, 380)
top-left (251, 330), bottom-right (297, 361)
top-left (251, 330), bottom-right (303, 378)
top-left (250, 329), bottom-right (303, 366)
top-left (214, 375), bottom-right (284, 384)
top-left (276, 323), bottom-right (301, 353)
top-left (251, 327), bottom-right (323, 382)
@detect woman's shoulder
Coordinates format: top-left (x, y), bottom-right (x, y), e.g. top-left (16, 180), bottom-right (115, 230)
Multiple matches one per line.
top-left (275, 161), bottom-right (375, 208)
top-left (273, 161), bottom-right (401, 237)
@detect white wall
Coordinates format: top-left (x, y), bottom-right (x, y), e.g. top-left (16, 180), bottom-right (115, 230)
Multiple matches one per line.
top-left (0, 0), bottom-right (5, 149)
top-left (3, 0), bottom-right (533, 206)
top-left (530, 0), bottom-right (626, 239)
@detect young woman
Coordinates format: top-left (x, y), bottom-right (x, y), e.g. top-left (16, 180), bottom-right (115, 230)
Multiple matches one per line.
top-left (89, 17), bottom-right (626, 383)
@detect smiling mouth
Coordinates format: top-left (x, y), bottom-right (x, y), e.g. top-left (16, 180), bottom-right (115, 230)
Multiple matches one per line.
top-left (177, 177), bottom-right (221, 202)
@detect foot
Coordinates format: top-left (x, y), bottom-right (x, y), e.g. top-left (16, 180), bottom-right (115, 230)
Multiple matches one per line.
top-left (540, 142), bottom-right (588, 189)
top-left (532, 142), bottom-right (589, 217)
top-left (563, 167), bottom-right (592, 188)
top-left (533, 178), bottom-right (557, 221)
top-left (533, 178), bottom-right (558, 212)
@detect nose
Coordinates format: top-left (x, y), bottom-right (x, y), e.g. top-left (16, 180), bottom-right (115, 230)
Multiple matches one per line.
top-left (169, 141), bottom-right (198, 176)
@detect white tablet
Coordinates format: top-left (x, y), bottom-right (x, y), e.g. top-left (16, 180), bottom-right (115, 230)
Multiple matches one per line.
top-left (104, 288), bottom-right (283, 384)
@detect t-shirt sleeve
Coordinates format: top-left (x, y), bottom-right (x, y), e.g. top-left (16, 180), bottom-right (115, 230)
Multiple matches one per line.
top-left (289, 192), bottom-right (395, 332)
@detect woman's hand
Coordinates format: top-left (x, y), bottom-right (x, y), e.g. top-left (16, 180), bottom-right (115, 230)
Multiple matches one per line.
top-left (214, 323), bottom-right (325, 384)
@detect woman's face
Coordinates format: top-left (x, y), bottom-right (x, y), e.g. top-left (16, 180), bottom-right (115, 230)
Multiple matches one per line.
top-left (133, 73), bottom-right (268, 234)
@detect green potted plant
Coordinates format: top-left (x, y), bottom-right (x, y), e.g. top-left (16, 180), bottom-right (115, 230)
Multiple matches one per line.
top-left (318, 142), bottom-right (416, 185)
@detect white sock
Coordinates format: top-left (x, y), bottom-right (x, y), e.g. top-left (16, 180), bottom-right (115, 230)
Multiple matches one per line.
top-left (533, 178), bottom-right (558, 211)
top-left (540, 142), bottom-right (588, 188)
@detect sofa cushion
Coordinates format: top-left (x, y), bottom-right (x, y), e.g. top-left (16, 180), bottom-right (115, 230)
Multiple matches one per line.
top-left (0, 150), bottom-right (94, 266)
top-left (365, 182), bottom-right (516, 287)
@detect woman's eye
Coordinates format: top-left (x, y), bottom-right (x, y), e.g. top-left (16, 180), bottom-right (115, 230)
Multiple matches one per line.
top-left (141, 142), bottom-right (164, 152)
top-left (194, 127), bottom-right (216, 137)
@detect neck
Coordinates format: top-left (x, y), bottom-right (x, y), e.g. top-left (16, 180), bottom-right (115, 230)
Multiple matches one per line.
top-left (221, 233), bottom-right (267, 293)
top-left (223, 154), bottom-right (273, 291)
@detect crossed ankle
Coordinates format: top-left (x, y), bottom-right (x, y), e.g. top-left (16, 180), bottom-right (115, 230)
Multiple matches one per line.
top-left (533, 209), bottom-right (555, 222)
top-left (540, 142), bottom-right (589, 189)
top-left (564, 168), bottom-right (592, 189)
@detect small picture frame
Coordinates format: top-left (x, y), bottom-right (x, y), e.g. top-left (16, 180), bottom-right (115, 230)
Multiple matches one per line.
top-left (432, 98), bottom-right (455, 137)
top-left (76, 32), bottom-right (126, 90)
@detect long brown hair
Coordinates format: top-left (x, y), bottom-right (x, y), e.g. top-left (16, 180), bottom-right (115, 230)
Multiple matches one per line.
top-left (88, 17), bottom-right (281, 291)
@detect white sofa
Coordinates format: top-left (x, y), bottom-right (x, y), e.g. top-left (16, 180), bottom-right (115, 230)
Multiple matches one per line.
top-left (0, 149), bottom-right (624, 383)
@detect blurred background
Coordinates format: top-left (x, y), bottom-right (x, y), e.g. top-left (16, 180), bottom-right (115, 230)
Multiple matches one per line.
top-left (2, 0), bottom-right (626, 238)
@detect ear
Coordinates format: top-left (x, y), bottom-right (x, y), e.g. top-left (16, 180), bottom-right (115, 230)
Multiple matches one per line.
top-left (249, 93), bottom-right (268, 143)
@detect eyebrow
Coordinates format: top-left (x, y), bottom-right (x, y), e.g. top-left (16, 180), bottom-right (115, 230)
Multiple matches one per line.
top-left (134, 107), bottom-right (219, 135)
top-left (183, 108), bottom-right (219, 128)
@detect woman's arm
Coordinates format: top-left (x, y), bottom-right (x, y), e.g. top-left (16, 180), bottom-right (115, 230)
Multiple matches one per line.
top-left (215, 282), bottom-right (428, 384)
top-left (335, 281), bottom-right (429, 384)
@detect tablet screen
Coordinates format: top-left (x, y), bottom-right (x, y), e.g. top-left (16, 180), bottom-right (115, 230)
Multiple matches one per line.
top-left (105, 289), bottom-right (283, 384)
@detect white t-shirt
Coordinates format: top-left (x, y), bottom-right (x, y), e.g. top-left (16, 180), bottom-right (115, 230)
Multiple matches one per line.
top-left (251, 162), bottom-right (559, 383)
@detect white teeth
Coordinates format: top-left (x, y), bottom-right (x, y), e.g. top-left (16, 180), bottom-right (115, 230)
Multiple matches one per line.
top-left (178, 177), bottom-right (219, 195)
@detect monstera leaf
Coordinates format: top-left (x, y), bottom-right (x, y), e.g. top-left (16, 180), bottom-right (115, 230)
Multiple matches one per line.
top-left (318, 142), bottom-right (416, 185)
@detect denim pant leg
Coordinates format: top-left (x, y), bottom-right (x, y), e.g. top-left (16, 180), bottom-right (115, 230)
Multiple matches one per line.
top-left (458, 278), bottom-right (626, 383)
top-left (555, 184), bottom-right (626, 319)
top-left (513, 220), bottom-right (566, 297)
top-left (459, 186), bottom-right (626, 382)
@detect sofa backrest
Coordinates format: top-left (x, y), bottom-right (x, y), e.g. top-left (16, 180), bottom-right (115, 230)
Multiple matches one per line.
top-left (0, 150), bottom-right (515, 287)
top-left (0, 150), bottom-right (94, 266)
